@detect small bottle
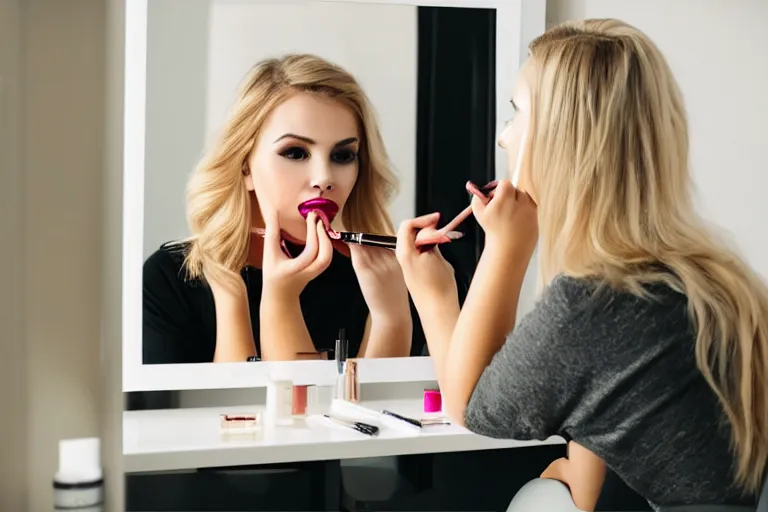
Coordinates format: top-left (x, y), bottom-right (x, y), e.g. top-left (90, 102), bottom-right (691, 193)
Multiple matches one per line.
top-left (265, 380), bottom-right (294, 426)
top-left (292, 384), bottom-right (309, 418)
top-left (344, 359), bottom-right (360, 403)
top-left (53, 437), bottom-right (104, 510)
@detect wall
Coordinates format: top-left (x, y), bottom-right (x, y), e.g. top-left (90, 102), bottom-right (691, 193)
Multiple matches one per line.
top-left (0, 0), bottom-right (123, 510)
top-left (143, 0), bottom-right (418, 258)
top-left (0, 0), bottom-right (27, 509)
top-left (547, 0), bottom-right (768, 280)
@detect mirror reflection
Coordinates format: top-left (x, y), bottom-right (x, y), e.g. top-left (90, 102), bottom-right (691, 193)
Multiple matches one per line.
top-left (141, 0), bottom-right (497, 363)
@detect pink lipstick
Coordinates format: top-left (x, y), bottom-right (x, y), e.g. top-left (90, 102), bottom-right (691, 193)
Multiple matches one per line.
top-left (298, 198), bottom-right (339, 223)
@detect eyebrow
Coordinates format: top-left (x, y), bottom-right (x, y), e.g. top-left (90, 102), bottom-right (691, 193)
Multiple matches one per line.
top-left (510, 98), bottom-right (519, 111)
top-left (273, 133), bottom-right (359, 147)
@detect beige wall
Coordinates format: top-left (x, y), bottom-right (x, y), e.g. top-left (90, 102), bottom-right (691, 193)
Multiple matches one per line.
top-left (0, 0), bottom-right (123, 510)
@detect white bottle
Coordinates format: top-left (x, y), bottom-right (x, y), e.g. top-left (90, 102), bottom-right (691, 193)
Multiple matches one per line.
top-left (265, 379), bottom-right (294, 426)
top-left (53, 437), bottom-right (104, 510)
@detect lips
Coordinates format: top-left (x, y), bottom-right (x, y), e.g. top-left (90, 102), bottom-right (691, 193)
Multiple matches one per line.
top-left (298, 198), bottom-right (341, 238)
top-left (298, 198), bottom-right (339, 221)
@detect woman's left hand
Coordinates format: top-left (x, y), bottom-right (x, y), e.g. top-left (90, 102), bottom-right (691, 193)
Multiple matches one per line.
top-left (349, 244), bottom-right (411, 321)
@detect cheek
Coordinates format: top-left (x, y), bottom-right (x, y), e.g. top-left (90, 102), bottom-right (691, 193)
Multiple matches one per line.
top-left (252, 155), bottom-right (303, 208)
top-left (337, 165), bottom-right (359, 198)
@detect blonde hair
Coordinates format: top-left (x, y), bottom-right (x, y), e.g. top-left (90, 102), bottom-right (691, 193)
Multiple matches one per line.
top-left (183, 54), bottom-right (397, 287)
top-left (527, 19), bottom-right (768, 494)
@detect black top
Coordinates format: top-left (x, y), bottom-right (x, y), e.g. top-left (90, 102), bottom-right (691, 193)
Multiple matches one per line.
top-left (464, 274), bottom-right (757, 510)
top-left (143, 241), bottom-right (470, 364)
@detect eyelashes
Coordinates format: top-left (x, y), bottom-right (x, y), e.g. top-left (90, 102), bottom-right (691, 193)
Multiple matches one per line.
top-left (278, 146), bottom-right (358, 164)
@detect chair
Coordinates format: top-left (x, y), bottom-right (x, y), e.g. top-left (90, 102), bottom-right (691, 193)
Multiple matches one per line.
top-left (505, 478), bottom-right (583, 512)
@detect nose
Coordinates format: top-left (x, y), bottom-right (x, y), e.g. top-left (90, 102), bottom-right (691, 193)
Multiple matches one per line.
top-left (310, 163), bottom-right (334, 192)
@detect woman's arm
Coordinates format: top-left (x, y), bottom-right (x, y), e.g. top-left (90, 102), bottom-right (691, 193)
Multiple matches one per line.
top-left (209, 280), bottom-right (259, 362)
top-left (439, 244), bottom-right (529, 422)
top-left (413, 242), bottom-right (529, 416)
top-left (357, 309), bottom-right (413, 358)
top-left (258, 287), bottom-right (323, 361)
top-left (541, 442), bottom-right (606, 512)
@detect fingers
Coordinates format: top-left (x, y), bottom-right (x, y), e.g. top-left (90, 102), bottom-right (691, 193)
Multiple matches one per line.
top-left (470, 193), bottom-right (487, 222)
top-left (304, 218), bottom-right (333, 275)
top-left (289, 212), bottom-right (321, 272)
top-left (396, 212), bottom-right (440, 262)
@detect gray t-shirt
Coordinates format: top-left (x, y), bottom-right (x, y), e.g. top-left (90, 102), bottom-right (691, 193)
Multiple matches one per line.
top-left (464, 274), bottom-right (756, 510)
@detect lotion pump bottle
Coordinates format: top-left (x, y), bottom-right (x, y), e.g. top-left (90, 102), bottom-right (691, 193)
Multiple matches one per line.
top-left (53, 437), bottom-right (104, 510)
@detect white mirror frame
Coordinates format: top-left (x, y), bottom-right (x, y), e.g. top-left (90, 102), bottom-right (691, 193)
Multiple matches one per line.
top-left (121, 0), bottom-right (546, 391)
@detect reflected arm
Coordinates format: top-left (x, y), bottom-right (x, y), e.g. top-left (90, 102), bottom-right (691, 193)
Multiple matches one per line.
top-left (356, 310), bottom-right (413, 358)
top-left (210, 281), bottom-right (259, 362)
top-left (258, 288), bottom-right (323, 361)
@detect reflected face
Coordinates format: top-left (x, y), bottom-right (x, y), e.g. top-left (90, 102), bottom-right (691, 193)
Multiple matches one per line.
top-left (497, 63), bottom-right (533, 199)
top-left (247, 92), bottom-right (360, 238)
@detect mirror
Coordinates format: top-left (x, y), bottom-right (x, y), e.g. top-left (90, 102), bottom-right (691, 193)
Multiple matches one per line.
top-left (123, 0), bottom-right (531, 390)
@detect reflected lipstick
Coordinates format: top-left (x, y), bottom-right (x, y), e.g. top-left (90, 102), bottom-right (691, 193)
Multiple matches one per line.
top-left (298, 198), bottom-right (339, 223)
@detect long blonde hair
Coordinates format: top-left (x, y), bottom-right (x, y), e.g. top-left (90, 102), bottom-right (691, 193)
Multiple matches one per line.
top-left (183, 54), bottom-right (397, 287)
top-left (527, 19), bottom-right (767, 494)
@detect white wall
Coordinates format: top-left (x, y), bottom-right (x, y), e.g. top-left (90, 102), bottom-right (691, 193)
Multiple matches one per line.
top-left (143, 0), bottom-right (417, 258)
top-left (547, 0), bottom-right (768, 280)
top-left (0, 0), bottom-right (123, 510)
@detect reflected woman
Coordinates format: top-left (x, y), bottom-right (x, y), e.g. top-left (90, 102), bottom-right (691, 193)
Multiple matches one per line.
top-left (143, 53), bottom-right (465, 363)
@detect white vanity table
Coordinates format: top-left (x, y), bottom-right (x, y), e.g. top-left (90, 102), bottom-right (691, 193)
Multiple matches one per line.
top-left (124, 398), bottom-right (564, 473)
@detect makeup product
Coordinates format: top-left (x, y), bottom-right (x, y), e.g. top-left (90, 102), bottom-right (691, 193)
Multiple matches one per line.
top-left (340, 230), bottom-right (463, 250)
top-left (292, 385), bottom-right (309, 417)
top-left (53, 437), bottom-right (104, 510)
top-left (307, 385), bottom-right (335, 415)
top-left (266, 380), bottom-right (294, 426)
top-left (323, 414), bottom-right (380, 437)
top-left (424, 389), bottom-right (442, 413)
top-left (219, 413), bottom-right (261, 434)
top-left (382, 410), bottom-right (422, 429)
top-left (335, 328), bottom-right (348, 375)
top-left (344, 359), bottom-right (361, 403)
top-left (335, 328), bottom-right (349, 400)
top-left (421, 416), bottom-right (451, 427)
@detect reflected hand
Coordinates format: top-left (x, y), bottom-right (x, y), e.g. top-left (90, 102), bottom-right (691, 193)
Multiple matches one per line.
top-left (395, 213), bottom-right (459, 309)
top-left (349, 244), bottom-right (410, 321)
top-left (469, 180), bottom-right (538, 260)
top-left (261, 207), bottom-right (334, 298)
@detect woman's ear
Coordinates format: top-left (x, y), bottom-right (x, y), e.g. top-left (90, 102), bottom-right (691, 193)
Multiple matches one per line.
top-left (242, 162), bottom-right (255, 191)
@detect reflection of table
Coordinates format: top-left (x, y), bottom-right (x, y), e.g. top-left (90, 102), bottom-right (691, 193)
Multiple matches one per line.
top-left (123, 398), bottom-right (564, 473)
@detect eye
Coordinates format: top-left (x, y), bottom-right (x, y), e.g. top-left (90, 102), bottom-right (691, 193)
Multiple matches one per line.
top-left (279, 146), bottom-right (309, 161)
top-left (331, 149), bottom-right (358, 164)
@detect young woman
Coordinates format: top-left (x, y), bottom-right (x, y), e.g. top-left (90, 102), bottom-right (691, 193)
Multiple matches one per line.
top-left (396, 19), bottom-right (767, 511)
top-left (143, 53), bottom-right (468, 364)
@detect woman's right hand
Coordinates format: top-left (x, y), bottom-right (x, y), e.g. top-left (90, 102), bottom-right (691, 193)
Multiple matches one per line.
top-left (261, 208), bottom-right (334, 298)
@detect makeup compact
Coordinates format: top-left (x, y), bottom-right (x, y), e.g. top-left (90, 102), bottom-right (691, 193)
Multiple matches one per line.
top-left (219, 413), bottom-right (261, 435)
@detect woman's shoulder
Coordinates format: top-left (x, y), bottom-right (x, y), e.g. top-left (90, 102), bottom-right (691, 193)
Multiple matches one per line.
top-left (533, 273), bottom-right (689, 331)
top-left (143, 240), bottom-right (201, 289)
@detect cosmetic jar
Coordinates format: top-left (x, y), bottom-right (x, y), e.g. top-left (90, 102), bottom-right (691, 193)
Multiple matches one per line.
top-left (424, 389), bottom-right (442, 413)
top-left (292, 385), bottom-right (309, 417)
top-left (266, 379), bottom-right (294, 426)
top-left (53, 437), bottom-right (104, 510)
top-left (307, 385), bottom-right (335, 415)
top-left (219, 413), bottom-right (261, 435)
